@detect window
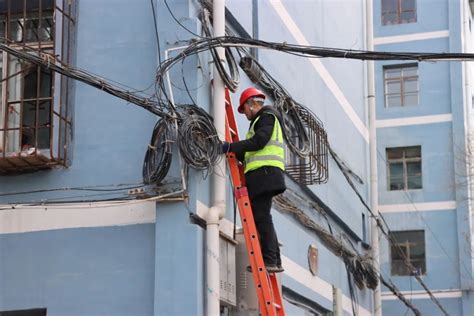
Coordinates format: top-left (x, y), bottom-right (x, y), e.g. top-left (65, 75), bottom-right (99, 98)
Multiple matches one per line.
top-left (384, 64), bottom-right (418, 107)
top-left (390, 230), bottom-right (426, 276)
top-left (386, 146), bottom-right (422, 190)
top-left (382, 0), bottom-right (417, 25)
top-left (0, 308), bottom-right (47, 316)
top-left (0, 0), bottom-right (76, 173)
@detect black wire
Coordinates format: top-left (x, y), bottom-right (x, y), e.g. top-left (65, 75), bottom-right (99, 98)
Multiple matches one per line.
top-left (143, 118), bottom-right (174, 184)
top-left (164, 0), bottom-right (204, 38)
top-left (175, 104), bottom-right (222, 170)
top-left (150, 0), bottom-right (162, 65)
top-left (329, 144), bottom-right (451, 315)
top-left (238, 55), bottom-right (311, 158)
top-left (200, 8), bottom-right (240, 92)
top-left (0, 183), bottom-right (145, 197)
top-left (0, 43), bottom-right (170, 117)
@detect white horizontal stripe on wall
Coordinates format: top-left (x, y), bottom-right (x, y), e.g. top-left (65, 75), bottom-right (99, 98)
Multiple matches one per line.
top-left (374, 30), bottom-right (450, 45)
top-left (376, 114), bottom-right (452, 128)
top-left (382, 289), bottom-right (462, 300)
top-left (0, 201), bottom-right (156, 234)
top-left (282, 255), bottom-right (372, 316)
top-left (379, 201), bottom-right (456, 213)
top-left (269, 0), bottom-right (369, 142)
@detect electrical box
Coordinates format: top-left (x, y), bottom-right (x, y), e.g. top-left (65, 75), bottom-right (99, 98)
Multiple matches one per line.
top-left (234, 230), bottom-right (283, 315)
top-left (234, 231), bottom-right (259, 316)
top-left (220, 234), bottom-right (236, 306)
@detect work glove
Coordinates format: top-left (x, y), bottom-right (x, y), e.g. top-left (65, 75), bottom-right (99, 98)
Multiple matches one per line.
top-left (221, 141), bottom-right (231, 154)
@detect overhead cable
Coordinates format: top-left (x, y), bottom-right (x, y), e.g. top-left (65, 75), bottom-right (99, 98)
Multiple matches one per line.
top-left (329, 145), bottom-right (450, 315)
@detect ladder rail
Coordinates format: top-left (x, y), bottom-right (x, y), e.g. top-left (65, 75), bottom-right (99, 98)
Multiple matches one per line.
top-left (224, 89), bottom-right (285, 316)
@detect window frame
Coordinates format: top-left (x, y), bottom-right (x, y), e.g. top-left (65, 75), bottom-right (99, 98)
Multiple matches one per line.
top-left (390, 230), bottom-right (426, 276)
top-left (386, 146), bottom-right (422, 191)
top-left (382, 0), bottom-right (417, 26)
top-left (383, 63), bottom-right (419, 108)
top-left (0, 0), bottom-right (76, 174)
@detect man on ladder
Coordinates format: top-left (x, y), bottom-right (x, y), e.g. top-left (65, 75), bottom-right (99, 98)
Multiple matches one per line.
top-left (222, 87), bottom-right (286, 273)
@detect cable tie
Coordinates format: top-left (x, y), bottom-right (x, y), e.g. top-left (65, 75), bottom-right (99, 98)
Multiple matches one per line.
top-left (148, 144), bottom-right (157, 150)
top-left (98, 80), bottom-right (105, 90)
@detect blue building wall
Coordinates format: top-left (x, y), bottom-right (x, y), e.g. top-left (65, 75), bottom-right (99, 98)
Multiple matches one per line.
top-left (0, 224), bottom-right (156, 316)
top-left (0, 0), bottom-right (377, 315)
top-left (374, 0), bottom-right (474, 315)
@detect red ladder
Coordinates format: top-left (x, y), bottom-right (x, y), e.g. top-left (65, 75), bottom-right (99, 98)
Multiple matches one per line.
top-left (224, 88), bottom-right (285, 316)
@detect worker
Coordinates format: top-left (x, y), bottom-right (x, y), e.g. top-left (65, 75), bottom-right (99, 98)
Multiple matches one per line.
top-left (222, 87), bottom-right (286, 273)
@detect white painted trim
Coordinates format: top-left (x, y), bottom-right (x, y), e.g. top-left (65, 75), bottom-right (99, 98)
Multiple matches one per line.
top-left (379, 201), bottom-right (456, 213)
top-left (196, 199), bottom-right (208, 219)
top-left (374, 30), bottom-right (450, 45)
top-left (376, 114), bottom-right (453, 128)
top-left (282, 255), bottom-right (372, 316)
top-left (0, 201), bottom-right (156, 234)
top-left (382, 289), bottom-right (462, 300)
top-left (268, 0), bottom-right (369, 143)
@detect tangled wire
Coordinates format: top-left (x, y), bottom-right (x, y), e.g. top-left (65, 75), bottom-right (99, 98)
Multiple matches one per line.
top-left (273, 194), bottom-right (378, 290)
top-left (175, 104), bottom-right (222, 170)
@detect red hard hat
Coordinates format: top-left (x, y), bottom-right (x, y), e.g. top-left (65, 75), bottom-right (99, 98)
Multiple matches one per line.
top-left (238, 87), bottom-right (266, 113)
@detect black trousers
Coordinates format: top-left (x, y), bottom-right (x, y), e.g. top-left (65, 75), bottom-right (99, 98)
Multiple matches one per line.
top-left (250, 192), bottom-right (281, 266)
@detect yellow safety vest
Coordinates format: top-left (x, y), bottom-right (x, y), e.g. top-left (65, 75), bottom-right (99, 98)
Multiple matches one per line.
top-left (244, 113), bottom-right (285, 173)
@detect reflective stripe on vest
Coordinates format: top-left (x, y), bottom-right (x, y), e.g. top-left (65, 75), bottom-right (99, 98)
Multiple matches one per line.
top-left (244, 112), bottom-right (285, 173)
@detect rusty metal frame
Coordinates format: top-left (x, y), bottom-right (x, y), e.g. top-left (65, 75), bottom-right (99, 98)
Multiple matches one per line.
top-left (285, 106), bottom-right (329, 185)
top-left (0, 0), bottom-right (75, 174)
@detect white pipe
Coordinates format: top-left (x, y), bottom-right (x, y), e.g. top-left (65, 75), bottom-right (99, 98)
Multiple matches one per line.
top-left (206, 0), bottom-right (226, 315)
top-left (366, 0), bottom-right (381, 315)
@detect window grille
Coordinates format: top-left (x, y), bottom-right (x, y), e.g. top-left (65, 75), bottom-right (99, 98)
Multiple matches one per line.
top-left (0, 0), bottom-right (76, 173)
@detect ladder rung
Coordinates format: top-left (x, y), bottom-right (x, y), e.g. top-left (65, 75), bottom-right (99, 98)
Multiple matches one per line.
top-left (224, 86), bottom-right (285, 316)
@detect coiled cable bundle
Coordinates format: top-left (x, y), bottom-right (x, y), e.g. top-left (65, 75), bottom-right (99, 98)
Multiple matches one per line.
top-left (240, 56), bottom-right (310, 157)
top-left (176, 104), bottom-right (222, 170)
top-left (143, 118), bottom-right (175, 184)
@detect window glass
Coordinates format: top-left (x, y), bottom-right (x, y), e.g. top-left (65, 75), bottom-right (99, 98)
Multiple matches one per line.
top-left (7, 56), bottom-right (22, 102)
top-left (403, 93), bottom-right (418, 106)
top-left (386, 95), bottom-right (402, 107)
top-left (400, 11), bottom-right (416, 23)
top-left (382, 0), bottom-right (398, 12)
top-left (9, 11), bottom-right (53, 43)
top-left (387, 148), bottom-right (404, 159)
top-left (387, 146), bottom-right (422, 190)
top-left (407, 175), bottom-right (422, 189)
top-left (386, 81), bottom-right (401, 94)
top-left (384, 65), bottom-right (418, 107)
top-left (407, 161), bottom-right (421, 174)
top-left (405, 146), bottom-right (421, 158)
top-left (404, 79), bottom-right (418, 93)
top-left (389, 162), bottom-right (404, 176)
top-left (403, 67), bottom-right (418, 77)
top-left (390, 230), bottom-right (426, 276)
top-left (402, 0), bottom-right (416, 11)
top-left (382, 0), bottom-right (417, 25)
top-left (385, 68), bottom-right (402, 79)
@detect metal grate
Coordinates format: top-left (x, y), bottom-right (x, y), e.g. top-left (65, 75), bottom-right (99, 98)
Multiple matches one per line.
top-left (285, 105), bottom-right (329, 185)
top-left (0, 0), bottom-right (76, 174)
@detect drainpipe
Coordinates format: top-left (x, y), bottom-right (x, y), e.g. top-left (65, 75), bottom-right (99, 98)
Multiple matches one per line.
top-left (366, 0), bottom-right (382, 315)
top-left (206, 0), bottom-right (226, 315)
